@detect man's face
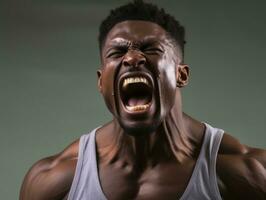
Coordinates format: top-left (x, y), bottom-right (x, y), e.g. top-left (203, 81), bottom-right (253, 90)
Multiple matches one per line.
top-left (98, 20), bottom-right (185, 134)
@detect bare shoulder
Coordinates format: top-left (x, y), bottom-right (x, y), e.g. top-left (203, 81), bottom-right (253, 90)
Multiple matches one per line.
top-left (217, 133), bottom-right (266, 200)
top-left (20, 139), bottom-right (80, 200)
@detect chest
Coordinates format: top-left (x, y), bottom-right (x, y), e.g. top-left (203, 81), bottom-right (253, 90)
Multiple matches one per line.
top-left (98, 160), bottom-right (196, 200)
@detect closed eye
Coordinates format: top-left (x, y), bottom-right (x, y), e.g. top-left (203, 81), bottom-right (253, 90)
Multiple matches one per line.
top-left (106, 45), bottom-right (128, 58)
top-left (106, 48), bottom-right (127, 58)
top-left (107, 51), bottom-right (124, 58)
top-left (143, 47), bottom-right (163, 55)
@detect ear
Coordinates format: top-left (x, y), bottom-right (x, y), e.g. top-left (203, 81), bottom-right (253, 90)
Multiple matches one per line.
top-left (176, 64), bottom-right (189, 88)
top-left (97, 69), bottom-right (103, 93)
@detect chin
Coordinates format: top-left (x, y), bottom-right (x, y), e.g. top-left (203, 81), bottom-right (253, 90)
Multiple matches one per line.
top-left (118, 117), bottom-right (161, 136)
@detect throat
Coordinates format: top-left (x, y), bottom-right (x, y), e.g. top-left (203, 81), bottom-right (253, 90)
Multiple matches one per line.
top-left (125, 96), bottom-right (151, 111)
top-left (127, 97), bottom-right (150, 106)
top-left (121, 79), bottom-right (153, 111)
top-left (118, 128), bottom-right (172, 169)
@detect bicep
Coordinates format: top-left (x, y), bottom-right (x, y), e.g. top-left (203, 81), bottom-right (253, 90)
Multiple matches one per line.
top-left (217, 154), bottom-right (266, 200)
top-left (20, 157), bottom-right (75, 200)
top-left (246, 147), bottom-right (266, 168)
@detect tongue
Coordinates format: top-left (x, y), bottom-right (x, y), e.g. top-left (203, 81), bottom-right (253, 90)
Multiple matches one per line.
top-left (128, 97), bottom-right (149, 106)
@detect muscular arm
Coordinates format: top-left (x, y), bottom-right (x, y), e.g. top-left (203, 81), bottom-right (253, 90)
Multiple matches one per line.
top-left (20, 140), bottom-right (79, 200)
top-left (217, 134), bottom-right (266, 200)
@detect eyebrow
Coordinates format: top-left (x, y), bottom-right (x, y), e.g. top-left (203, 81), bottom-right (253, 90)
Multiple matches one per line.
top-left (106, 37), bottom-right (162, 51)
top-left (108, 38), bottom-right (129, 46)
top-left (140, 38), bottom-right (162, 48)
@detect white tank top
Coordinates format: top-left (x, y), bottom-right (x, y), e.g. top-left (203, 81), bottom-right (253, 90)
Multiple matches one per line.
top-left (68, 122), bottom-right (224, 200)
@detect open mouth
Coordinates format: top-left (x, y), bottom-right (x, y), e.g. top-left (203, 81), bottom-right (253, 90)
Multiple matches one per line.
top-left (120, 75), bottom-right (153, 112)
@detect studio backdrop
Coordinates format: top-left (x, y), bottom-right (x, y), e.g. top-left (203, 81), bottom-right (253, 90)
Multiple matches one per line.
top-left (1, 0), bottom-right (266, 199)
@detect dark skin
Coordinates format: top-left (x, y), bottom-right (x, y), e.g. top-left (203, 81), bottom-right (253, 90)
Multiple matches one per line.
top-left (20, 21), bottom-right (266, 200)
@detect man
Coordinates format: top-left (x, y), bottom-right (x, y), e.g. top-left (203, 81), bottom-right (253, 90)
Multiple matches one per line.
top-left (20, 1), bottom-right (266, 199)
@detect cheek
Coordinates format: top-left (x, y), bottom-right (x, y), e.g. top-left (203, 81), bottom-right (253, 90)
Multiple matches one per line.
top-left (101, 59), bottom-right (123, 115)
top-left (101, 63), bottom-right (117, 113)
top-left (101, 68), bottom-right (113, 93)
top-left (158, 54), bottom-right (176, 89)
top-left (156, 54), bottom-right (177, 116)
top-left (101, 60), bottom-right (120, 93)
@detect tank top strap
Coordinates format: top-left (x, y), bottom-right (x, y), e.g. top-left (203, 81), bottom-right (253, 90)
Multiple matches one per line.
top-left (180, 122), bottom-right (224, 200)
top-left (205, 123), bottom-right (224, 199)
top-left (67, 132), bottom-right (92, 200)
top-left (68, 128), bottom-right (107, 200)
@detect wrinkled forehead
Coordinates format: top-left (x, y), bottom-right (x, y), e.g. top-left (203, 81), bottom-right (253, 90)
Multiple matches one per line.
top-left (103, 20), bottom-right (169, 48)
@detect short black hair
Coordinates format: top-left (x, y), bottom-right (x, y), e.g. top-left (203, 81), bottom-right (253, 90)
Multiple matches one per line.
top-left (98, 0), bottom-right (186, 58)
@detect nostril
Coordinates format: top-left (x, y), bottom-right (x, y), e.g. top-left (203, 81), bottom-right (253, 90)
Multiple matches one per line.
top-left (123, 60), bottom-right (131, 67)
top-left (122, 53), bottom-right (146, 67)
top-left (123, 59), bottom-right (145, 67)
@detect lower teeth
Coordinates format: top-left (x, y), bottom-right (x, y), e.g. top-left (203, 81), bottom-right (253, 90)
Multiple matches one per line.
top-left (126, 104), bottom-right (150, 111)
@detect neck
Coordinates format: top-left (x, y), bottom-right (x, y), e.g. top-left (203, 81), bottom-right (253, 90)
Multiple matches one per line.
top-left (119, 123), bottom-right (171, 170)
top-left (97, 91), bottom-right (196, 172)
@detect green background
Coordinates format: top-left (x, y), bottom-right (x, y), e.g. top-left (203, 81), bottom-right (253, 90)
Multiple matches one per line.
top-left (1, 0), bottom-right (266, 199)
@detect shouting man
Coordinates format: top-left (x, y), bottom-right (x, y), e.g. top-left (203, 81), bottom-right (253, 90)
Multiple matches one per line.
top-left (20, 1), bottom-right (266, 199)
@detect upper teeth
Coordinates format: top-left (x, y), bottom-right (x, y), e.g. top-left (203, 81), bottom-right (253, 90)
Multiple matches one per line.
top-left (122, 76), bottom-right (149, 88)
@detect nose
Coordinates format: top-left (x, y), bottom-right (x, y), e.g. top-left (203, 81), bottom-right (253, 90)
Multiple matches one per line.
top-left (122, 50), bottom-right (146, 68)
